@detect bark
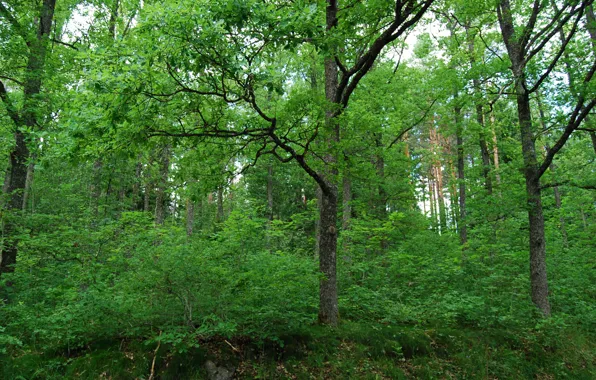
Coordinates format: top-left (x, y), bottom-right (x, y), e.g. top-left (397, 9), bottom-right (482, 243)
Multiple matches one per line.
top-left (498, 0), bottom-right (551, 316)
top-left (155, 145), bottom-right (170, 225)
top-left (317, 0), bottom-right (340, 326)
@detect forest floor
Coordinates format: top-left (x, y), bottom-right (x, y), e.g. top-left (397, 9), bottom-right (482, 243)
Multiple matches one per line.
top-left (5, 321), bottom-right (595, 379)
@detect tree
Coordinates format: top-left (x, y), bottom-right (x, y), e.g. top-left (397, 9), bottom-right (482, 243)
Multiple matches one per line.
top-left (0, 0), bottom-right (57, 274)
top-left (496, 0), bottom-right (596, 315)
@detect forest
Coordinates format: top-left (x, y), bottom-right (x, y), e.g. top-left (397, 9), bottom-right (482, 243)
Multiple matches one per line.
top-left (1, 0), bottom-right (595, 378)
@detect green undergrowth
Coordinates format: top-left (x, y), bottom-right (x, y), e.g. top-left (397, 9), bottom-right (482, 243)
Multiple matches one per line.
top-left (2, 321), bottom-right (595, 379)
top-left (1, 211), bottom-right (595, 378)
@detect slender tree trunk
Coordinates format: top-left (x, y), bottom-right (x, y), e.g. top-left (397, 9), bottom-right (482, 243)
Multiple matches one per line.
top-left (267, 162), bottom-right (274, 221)
top-left (21, 155), bottom-right (35, 212)
top-left (155, 145), bottom-right (170, 225)
top-left (342, 171), bottom-right (351, 230)
top-left (375, 134), bottom-right (387, 219)
top-left (90, 160), bottom-right (103, 220)
top-left (428, 175), bottom-right (436, 230)
top-left (435, 165), bottom-right (447, 233)
top-left (466, 27), bottom-right (493, 195)
top-left (216, 185), bottom-right (224, 224)
top-left (186, 198), bottom-right (194, 237)
top-left (490, 111), bottom-right (501, 186)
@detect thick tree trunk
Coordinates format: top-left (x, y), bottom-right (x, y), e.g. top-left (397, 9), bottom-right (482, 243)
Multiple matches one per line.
top-left (498, 0), bottom-right (550, 316)
top-left (516, 81), bottom-right (551, 316)
top-left (317, 0), bottom-right (340, 326)
top-left (318, 187), bottom-right (339, 325)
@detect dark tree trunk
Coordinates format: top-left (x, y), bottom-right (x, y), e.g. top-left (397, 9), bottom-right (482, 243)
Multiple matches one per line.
top-left (498, 0), bottom-right (551, 316)
top-left (516, 80), bottom-right (551, 316)
top-left (317, 0), bottom-right (340, 326)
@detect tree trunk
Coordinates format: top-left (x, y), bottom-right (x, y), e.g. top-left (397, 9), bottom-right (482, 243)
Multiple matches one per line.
top-left (155, 145), bottom-right (170, 225)
top-left (342, 171), bottom-right (351, 230)
top-left (186, 198), bottom-right (194, 237)
top-left (375, 135), bottom-right (387, 219)
top-left (317, 0), bottom-right (340, 326)
top-left (490, 111), bottom-right (501, 187)
top-left (466, 27), bottom-right (493, 195)
top-left (516, 79), bottom-right (551, 316)
top-left (216, 185), bottom-right (224, 224)
top-left (498, 0), bottom-right (550, 316)
top-left (132, 160), bottom-right (143, 210)
top-left (90, 160), bottom-right (103, 220)
top-left (583, 6), bottom-right (596, 154)
top-left (455, 103), bottom-right (467, 244)
top-left (0, 0), bottom-right (56, 275)
top-left (267, 162), bottom-right (274, 221)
